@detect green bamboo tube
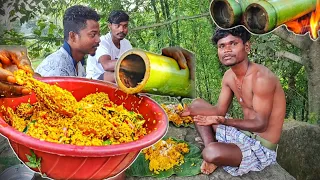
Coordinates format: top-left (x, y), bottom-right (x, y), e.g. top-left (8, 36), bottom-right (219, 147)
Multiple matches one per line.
top-left (210, 0), bottom-right (258, 28)
top-left (115, 49), bottom-right (194, 98)
top-left (243, 0), bottom-right (317, 34)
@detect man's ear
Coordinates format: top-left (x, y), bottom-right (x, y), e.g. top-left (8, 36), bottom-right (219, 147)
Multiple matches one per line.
top-left (69, 31), bottom-right (77, 42)
top-left (108, 23), bottom-right (112, 30)
top-left (245, 41), bottom-right (251, 54)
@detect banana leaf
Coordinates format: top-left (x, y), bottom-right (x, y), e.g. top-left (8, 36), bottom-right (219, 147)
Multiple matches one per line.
top-left (125, 138), bottom-right (202, 178)
top-left (171, 122), bottom-right (195, 128)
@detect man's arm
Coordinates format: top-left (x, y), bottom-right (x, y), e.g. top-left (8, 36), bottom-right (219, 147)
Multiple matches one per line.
top-left (220, 72), bottom-right (276, 132)
top-left (98, 55), bottom-right (117, 71)
top-left (183, 73), bottom-right (233, 116)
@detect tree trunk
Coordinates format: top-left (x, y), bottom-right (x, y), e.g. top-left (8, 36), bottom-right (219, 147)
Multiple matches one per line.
top-left (150, 0), bottom-right (162, 49)
top-left (303, 40), bottom-right (320, 124)
top-left (174, 0), bottom-right (180, 45)
top-left (160, 0), bottom-right (174, 46)
top-left (273, 26), bottom-right (320, 124)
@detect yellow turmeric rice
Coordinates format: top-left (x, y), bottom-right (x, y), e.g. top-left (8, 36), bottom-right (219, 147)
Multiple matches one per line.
top-left (14, 69), bottom-right (77, 117)
top-left (2, 70), bottom-right (148, 146)
top-left (161, 104), bottom-right (193, 126)
top-left (142, 138), bottom-right (189, 174)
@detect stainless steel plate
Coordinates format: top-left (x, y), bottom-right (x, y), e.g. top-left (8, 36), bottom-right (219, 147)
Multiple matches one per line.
top-left (0, 164), bottom-right (35, 180)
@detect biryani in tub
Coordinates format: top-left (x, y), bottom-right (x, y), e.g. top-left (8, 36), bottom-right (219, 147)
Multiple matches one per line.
top-left (1, 69), bottom-right (149, 146)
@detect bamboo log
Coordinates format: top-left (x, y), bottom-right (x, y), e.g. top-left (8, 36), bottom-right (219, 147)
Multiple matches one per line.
top-left (210, 0), bottom-right (258, 28)
top-left (115, 49), bottom-right (194, 98)
top-left (243, 0), bottom-right (317, 34)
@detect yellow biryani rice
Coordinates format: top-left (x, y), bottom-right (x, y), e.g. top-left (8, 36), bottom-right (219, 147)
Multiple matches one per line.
top-left (161, 104), bottom-right (193, 126)
top-left (142, 138), bottom-right (189, 174)
top-left (3, 92), bottom-right (147, 146)
top-left (14, 69), bottom-right (77, 117)
top-left (2, 70), bottom-right (148, 146)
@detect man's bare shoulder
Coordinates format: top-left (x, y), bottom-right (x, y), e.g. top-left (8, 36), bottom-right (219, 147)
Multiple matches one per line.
top-left (252, 64), bottom-right (279, 93)
top-left (222, 69), bottom-right (234, 84)
top-left (254, 64), bottom-right (279, 80)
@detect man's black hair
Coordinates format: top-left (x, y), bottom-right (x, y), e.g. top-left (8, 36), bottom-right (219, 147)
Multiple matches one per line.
top-left (212, 26), bottom-right (251, 44)
top-left (108, 10), bottom-right (129, 24)
top-left (63, 5), bottom-right (100, 41)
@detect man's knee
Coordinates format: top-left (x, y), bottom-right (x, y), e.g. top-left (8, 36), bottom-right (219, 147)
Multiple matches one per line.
top-left (191, 98), bottom-right (212, 108)
top-left (202, 142), bottom-right (223, 163)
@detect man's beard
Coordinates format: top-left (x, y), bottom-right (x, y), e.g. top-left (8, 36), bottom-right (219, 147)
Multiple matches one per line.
top-left (117, 32), bottom-right (127, 39)
top-left (224, 62), bottom-right (238, 67)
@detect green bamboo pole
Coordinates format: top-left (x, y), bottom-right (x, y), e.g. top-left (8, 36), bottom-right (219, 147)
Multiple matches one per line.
top-left (243, 0), bottom-right (317, 34)
top-left (115, 49), bottom-right (194, 98)
top-left (210, 0), bottom-right (258, 28)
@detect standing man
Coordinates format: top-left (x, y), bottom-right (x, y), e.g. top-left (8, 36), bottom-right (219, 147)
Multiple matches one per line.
top-left (86, 10), bottom-right (132, 82)
top-left (35, 5), bottom-right (101, 77)
top-left (182, 26), bottom-right (286, 176)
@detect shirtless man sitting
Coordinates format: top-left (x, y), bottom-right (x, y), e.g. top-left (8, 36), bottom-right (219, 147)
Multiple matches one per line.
top-left (182, 26), bottom-right (286, 176)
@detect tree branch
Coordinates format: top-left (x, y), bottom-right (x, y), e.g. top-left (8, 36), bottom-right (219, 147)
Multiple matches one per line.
top-left (131, 13), bottom-right (210, 32)
top-left (275, 50), bottom-right (303, 65)
top-left (272, 25), bottom-right (311, 50)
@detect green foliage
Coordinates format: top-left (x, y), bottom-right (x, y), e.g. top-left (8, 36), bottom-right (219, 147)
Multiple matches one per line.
top-left (308, 113), bottom-right (318, 124)
top-left (0, 29), bottom-right (26, 45)
top-left (28, 19), bottom-right (63, 59)
top-left (0, 0), bottom-right (50, 25)
top-left (25, 150), bottom-right (41, 169)
top-left (126, 137), bottom-right (202, 178)
top-left (0, 0), bottom-right (311, 123)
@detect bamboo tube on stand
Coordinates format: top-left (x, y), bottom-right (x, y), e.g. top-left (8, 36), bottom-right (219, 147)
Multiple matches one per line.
top-left (115, 49), bottom-right (194, 98)
top-left (243, 0), bottom-right (317, 34)
top-left (210, 0), bottom-right (258, 28)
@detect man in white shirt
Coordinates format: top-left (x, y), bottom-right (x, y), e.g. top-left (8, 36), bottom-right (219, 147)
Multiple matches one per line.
top-left (86, 10), bottom-right (132, 82)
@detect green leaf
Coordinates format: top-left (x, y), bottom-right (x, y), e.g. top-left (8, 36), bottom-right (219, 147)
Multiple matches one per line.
top-left (25, 150), bottom-right (41, 168)
top-left (48, 23), bottom-right (56, 35)
top-left (171, 122), bottom-right (194, 128)
top-left (38, 21), bottom-right (46, 31)
top-left (103, 139), bottom-right (112, 145)
top-left (174, 158), bottom-right (202, 176)
top-left (42, 1), bottom-right (49, 8)
top-left (37, 157), bottom-right (42, 165)
top-left (126, 137), bottom-right (202, 178)
top-left (125, 154), bottom-right (153, 177)
top-left (23, 125), bottom-right (29, 133)
top-left (26, 154), bottom-right (35, 163)
top-left (55, 40), bottom-right (61, 46)
top-left (33, 29), bottom-right (41, 36)
top-left (26, 162), bottom-right (38, 168)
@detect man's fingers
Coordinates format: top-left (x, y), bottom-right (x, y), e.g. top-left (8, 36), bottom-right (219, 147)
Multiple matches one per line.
top-left (181, 110), bottom-right (191, 116)
top-left (180, 105), bottom-right (191, 116)
top-left (180, 48), bottom-right (195, 81)
top-left (180, 48), bottom-right (195, 66)
top-left (0, 68), bottom-right (15, 83)
top-left (0, 82), bottom-right (25, 98)
top-left (162, 47), bottom-right (187, 69)
top-left (0, 52), bottom-right (12, 65)
top-left (21, 88), bottom-right (31, 95)
top-left (175, 51), bottom-right (187, 69)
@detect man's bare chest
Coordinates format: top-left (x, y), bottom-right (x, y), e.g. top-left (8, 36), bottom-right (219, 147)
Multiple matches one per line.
top-left (230, 78), bottom-right (254, 109)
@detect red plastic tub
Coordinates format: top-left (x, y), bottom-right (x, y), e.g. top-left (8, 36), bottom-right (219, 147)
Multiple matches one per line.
top-left (0, 77), bottom-right (168, 180)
